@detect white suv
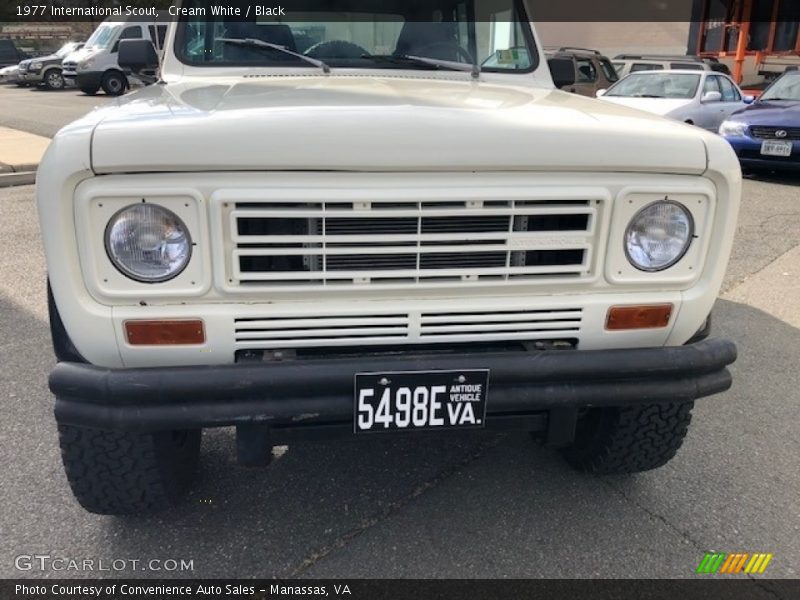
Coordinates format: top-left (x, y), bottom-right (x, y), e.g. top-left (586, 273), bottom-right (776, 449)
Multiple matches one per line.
top-left (61, 15), bottom-right (168, 96)
top-left (39, 1), bottom-right (740, 515)
top-left (613, 54), bottom-right (732, 78)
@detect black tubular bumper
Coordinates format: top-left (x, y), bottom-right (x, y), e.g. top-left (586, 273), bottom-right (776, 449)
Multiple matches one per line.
top-left (50, 339), bottom-right (737, 438)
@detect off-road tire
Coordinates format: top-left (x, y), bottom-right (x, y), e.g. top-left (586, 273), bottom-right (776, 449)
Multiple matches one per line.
top-left (561, 402), bottom-right (694, 474)
top-left (101, 71), bottom-right (127, 96)
top-left (58, 424), bottom-right (201, 515)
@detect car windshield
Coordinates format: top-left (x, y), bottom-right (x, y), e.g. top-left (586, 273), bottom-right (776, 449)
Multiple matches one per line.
top-left (176, 0), bottom-right (536, 73)
top-left (760, 74), bottom-right (800, 101)
top-left (85, 24), bottom-right (119, 49)
top-left (600, 58), bottom-right (618, 82)
top-left (605, 73), bottom-right (701, 99)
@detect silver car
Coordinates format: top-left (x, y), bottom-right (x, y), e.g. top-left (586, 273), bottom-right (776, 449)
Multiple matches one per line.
top-left (0, 64), bottom-right (20, 84)
top-left (596, 70), bottom-right (752, 132)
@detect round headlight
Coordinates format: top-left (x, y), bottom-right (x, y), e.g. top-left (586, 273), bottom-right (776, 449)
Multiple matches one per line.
top-left (105, 204), bottom-right (192, 283)
top-left (624, 201), bottom-right (694, 272)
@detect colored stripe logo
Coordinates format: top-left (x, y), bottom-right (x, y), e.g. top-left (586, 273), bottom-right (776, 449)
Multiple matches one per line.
top-left (697, 552), bottom-right (773, 574)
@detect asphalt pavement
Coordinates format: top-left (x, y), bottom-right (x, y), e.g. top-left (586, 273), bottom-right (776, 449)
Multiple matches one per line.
top-left (0, 84), bottom-right (113, 138)
top-left (0, 83), bottom-right (798, 586)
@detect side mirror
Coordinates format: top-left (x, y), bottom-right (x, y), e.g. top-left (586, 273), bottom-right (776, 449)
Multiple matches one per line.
top-left (119, 39), bottom-right (159, 74)
top-left (548, 57), bottom-right (575, 89)
top-left (595, 89), bottom-right (607, 97)
top-left (743, 95), bottom-right (755, 104)
top-left (701, 90), bottom-right (722, 103)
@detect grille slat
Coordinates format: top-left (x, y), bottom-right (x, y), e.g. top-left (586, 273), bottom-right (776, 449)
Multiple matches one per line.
top-left (233, 308), bottom-right (583, 348)
top-left (750, 126), bottom-right (800, 141)
top-left (229, 198), bottom-right (597, 288)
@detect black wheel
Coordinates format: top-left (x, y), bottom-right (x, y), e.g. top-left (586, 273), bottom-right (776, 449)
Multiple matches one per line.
top-left (80, 85), bottom-right (99, 96)
top-left (101, 71), bottom-right (127, 96)
top-left (560, 402), bottom-right (694, 474)
top-left (44, 69), bottom-right (65, 90)
top-left (58, 424), bottom-right (201, 514)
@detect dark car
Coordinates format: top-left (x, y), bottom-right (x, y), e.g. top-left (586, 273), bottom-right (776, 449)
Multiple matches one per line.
top-left (18, 41), bottom-right (84, 90)
top-left (718, 70), bottom-right (800, 172)
top-left (0, 38), bottom-right (28, 68)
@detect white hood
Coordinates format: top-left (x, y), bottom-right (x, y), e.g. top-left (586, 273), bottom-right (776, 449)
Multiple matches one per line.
top-left (597, 96), bottom-right (692, 117)
top-left (83, 76), bottom-right (710, 175)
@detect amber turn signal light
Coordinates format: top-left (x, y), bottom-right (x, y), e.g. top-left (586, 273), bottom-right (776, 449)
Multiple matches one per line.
top-left (606, 305), bottom-right (673, 331)
top-left (124, 320), bottom-right (205, 346)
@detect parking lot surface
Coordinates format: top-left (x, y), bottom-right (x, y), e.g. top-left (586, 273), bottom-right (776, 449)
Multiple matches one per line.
top-left (0, 85), bottom-right (113, 138)
top-left (0, 83), bottom-right (798, 587)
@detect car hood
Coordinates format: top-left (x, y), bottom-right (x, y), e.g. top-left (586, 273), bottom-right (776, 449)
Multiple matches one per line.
top-left (63, 48), bottom-right (96, 63)
top-left (597, 96), bottom-right (692, 117)
top-left (728, 100), bottom-right (800, 125)
top-left (87, 76), bottom-right (711, 174)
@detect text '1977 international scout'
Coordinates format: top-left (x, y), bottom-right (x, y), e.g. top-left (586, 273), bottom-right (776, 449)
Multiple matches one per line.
top-left (38, 0), bottom-right (740, 514)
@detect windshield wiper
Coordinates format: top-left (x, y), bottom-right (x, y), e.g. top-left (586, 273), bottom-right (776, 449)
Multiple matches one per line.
top-left (364, 54), bottom-right (480, 79)
top-left (217, 37), bottom-right (331, 74)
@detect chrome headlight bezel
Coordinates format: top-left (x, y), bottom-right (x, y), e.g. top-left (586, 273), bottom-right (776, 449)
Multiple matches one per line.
top-left (624, 200), bottom-right (695, 272)
top-left (104, 203), bottom-right (193, 284)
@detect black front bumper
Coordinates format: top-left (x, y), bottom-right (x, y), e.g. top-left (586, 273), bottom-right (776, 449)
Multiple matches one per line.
top-left (50, 339), bottom-right (736, 441)
top-left (74, 71), bottom-right (102, 90)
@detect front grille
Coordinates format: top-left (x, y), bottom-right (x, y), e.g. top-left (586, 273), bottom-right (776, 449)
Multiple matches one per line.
top-left (750, 126), bottom-right (800, 141)
top-left (234, 308), bottom-right (583, 348)
top-left (228, 198), bottom-right (597, 288)
top-left (62, 61), bottom-right (76, 70)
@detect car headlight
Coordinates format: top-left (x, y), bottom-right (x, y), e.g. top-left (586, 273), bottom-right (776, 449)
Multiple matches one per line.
top-left (624, 201), bottom-right (694, 272)
top-left (105, 204), bottom-right (192, 283)
top-left (79, 57), bottom-right (94, 69)
top-left (718, 120), bottom-right (747, 137)
top-left (30, 62), bottom-right (43, 71)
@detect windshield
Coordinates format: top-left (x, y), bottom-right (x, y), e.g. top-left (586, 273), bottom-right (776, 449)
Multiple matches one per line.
top-left (85, 24), bottom-right (119, 49)
top-left (605, 73), bottom-right (701, 99)
top-left (176, 0), bottom-right (537, 73)
top-left (760, 74), bottom-right (800, 101)
top-left (600, 58), bottom-right (618, 82)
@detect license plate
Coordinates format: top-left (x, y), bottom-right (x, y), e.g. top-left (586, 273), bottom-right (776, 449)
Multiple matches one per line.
top-left (354, 370), bottom-right (489, 433)
top-left (761, 140), bottom-right (793, 157)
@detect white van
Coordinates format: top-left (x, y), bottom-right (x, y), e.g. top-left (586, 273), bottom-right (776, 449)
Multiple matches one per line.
top-left (62, 14), bottom-right (168, 96)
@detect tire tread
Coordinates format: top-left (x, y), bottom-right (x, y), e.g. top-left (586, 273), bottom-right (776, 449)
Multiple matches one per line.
top-left (562, 402), bottom-right (694, 474)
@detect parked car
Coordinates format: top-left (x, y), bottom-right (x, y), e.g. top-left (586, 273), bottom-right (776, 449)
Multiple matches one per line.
top-left (597, 70), bottom-right (751, 131)
top-left (613, 54), bottom-right (731, 78)
top-left (544, 47), bottom-right (619, 97)
top-left (62, 15), bottom-right (168, 96)
top-left (0, 64), bottom-right (20, 84)
top-left (719, 69), bottom-right (800, 171)
top-left (40, 0), bottom-right (740, 515)
top-left (18, 41), bottom-right (84, 90)
top-left (0, 38), bottom-right (28, 69)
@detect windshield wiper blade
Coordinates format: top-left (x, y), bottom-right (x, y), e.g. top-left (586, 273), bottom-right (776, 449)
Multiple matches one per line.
top-left (217, 37), bottom-right (331, 74)
top-left (365, 54), bottom-right (480, 79)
